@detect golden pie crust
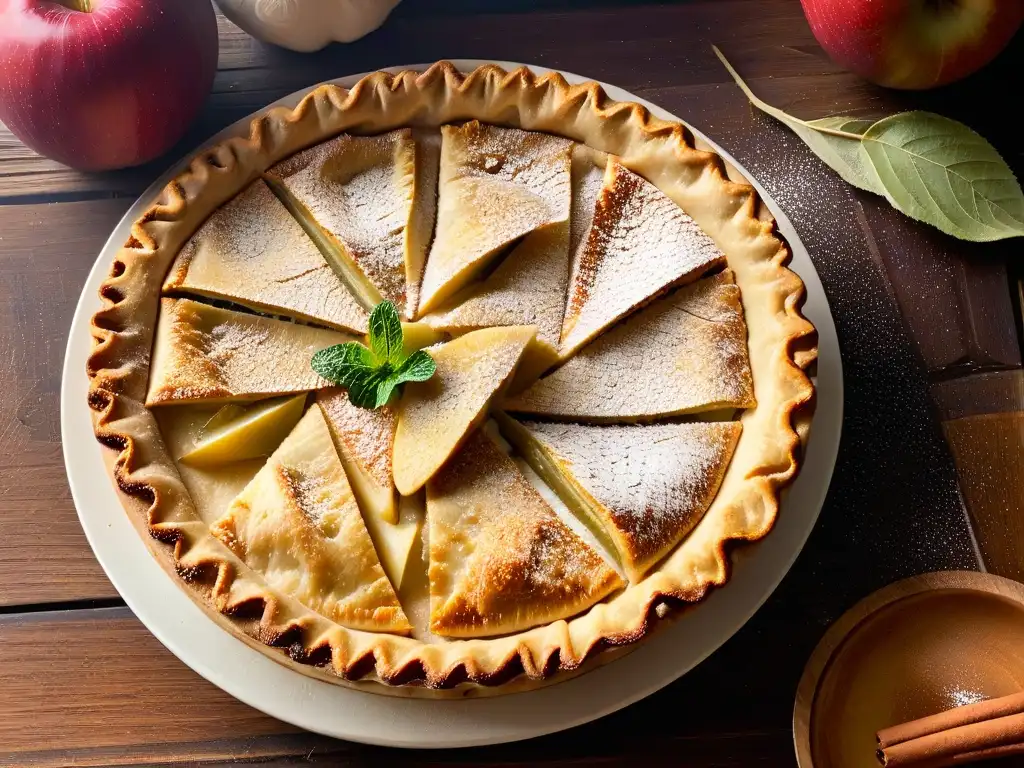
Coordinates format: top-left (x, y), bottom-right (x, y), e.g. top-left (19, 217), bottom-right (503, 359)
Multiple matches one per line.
top-left (87, 62), bottom-right (816, 692)
top-left (427, 429), bottom-right (623, 638)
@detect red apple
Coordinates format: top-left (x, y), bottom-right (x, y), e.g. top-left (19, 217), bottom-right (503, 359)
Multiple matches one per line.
top-left (800, 0), bottom-right (1024, 90)
top-left (0, 0), bottom-right (218, 170)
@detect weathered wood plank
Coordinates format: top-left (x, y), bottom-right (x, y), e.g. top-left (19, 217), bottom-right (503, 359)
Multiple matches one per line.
top-left (0, 200), bottom-right (128, 605)
top-left (0, 607), bottom-right (796, 766)
top-left (0, 0), bottom-right (843, 202)
top-left (0, 608), bottom-right (306, 767)
top-left (858, 195), bottom-right (1020, 375)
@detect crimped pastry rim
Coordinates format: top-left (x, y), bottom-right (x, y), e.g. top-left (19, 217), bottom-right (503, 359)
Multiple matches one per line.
top-left (86, 61), bottom-right (817, 692)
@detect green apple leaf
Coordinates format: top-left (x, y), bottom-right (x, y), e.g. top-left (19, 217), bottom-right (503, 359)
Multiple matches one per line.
top-left (806, 117), bottom-right (874, 134)
top-left (860, 112), bottom-right (1024, 242)
top-left (714, 46), bottom-right (1024, 242)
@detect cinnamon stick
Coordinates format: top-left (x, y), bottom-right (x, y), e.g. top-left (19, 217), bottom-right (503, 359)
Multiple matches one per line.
top-left (876, 692), bottom-right (1024, 767)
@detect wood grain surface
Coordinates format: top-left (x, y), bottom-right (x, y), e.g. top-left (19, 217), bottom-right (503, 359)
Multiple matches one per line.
top-left (0, 201), bottom-right (126, 605)
top-left (0, 0), bottom-right (1021, 764)
top-left (0, 607), bottom-right (800, 767)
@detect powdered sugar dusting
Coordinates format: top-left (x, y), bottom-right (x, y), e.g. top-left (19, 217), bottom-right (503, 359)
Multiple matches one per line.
top-left (507, 272), bottom-right (755, 419)
top-left (283, 466), bottom-right (334, 527)
top-left (418, 122), bottom-right (572, 312)
top-left (567, 147), bottom-right (607, 291)
top-left (166, 180), bottom-right (367, 334)
top-left (423, 222), bottom-right (570, 347)
top-left (560, 161), bottom-right (726, 356)
top-left (514, 420), bottom-right (741, 576)
top-left (317, 388), bottom-right (396, 488)
top-left (207, 320), bottom-right (269, 365)
top-left (270, 130), bottom-right (416, 312)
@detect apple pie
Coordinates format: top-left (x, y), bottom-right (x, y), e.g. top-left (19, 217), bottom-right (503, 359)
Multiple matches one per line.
top-left (88, 62), bottom-right (815, 692)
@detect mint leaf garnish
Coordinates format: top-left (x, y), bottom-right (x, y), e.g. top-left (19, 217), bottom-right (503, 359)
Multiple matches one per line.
top-left (372, 374), bottom-right (404, 410)
top-left (348, 367), bottom-right (387, 409)
top-left (368, 300), bottom-right (405, 365)
top-left (311, 342), bottom-right (375, 387)
top-left (311, 301), bottom-right (437, 410)
top-left (374, 350), bottom-right (438, 409)
top-left (395, 350), bottom-right (436, 382)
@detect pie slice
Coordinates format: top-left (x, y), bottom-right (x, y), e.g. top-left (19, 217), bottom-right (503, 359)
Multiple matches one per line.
top-left (210, 404), bottom-right (411, 633)
top-left (420, 220), bottom-right (570, 350)
top-left (568, 144), bottom-right (608, 274)
top-left (498, 415), bottom-right (742, 582)
top-left (179, 394), bottom-right (307, 467)
top-left (505, 272), bottom-right (755, 420)
top-left (398, 322), bottom-right (445, 357)
top-left (318, 388), bottom-right (398, 524)
top-left (416, 121), bottom-right (573, 315)
top-left (559, 160), bottom-right (726, 357)
top-left (265, 128), bottom-right (438, 318)
top-left (162, 180), bottom-right (367, 334)
top-left (392, 325), bottom-right (536, 495)
top-left (365, 491), bottom-right (425, 593)
top-left (427, 429), bottom-right (623, 637)
top-left (316, 390), bottom-right (424, 589)
top-left (146, 298), bottom-right (353, 406)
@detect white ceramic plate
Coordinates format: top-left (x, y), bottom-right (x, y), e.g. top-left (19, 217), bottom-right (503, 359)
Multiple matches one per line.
top-left (61, 61), bottom-right (843, 748)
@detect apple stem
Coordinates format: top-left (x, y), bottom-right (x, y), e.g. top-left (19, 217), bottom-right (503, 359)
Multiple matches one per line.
top-left (56, 0), bottom-right (91, 10)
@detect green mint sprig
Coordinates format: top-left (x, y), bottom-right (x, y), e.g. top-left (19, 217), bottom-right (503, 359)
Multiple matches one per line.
top-left (311, 301), bottom-right (436, 409)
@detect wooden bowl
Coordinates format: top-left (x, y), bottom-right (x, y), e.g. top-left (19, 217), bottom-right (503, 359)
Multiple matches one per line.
top-left (794, 571), bottom-right (1024, 768)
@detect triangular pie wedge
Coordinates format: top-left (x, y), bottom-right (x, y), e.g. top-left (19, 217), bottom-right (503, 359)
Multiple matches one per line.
top-left (568, 144), bottom-right (608, 273)
top-left (392, 325), bottom-right (536, 495)
top-left (505, 271), bottom-right (755, 420)
top-left (497, 415), bottom-right (742, 582)
top-left (416, 121), bottom-right (573, 315)
top-left (398, 322), bottom-right (445, 357)
top-left (427, 429), bottom-right (623, 637)
top-left (420, 220), bottom-right (570, 349)
top-left (365, 491), bottom-right (425, 593)
top-left (162, 180), bottom-right (367, 334)
top-left (265, 128), bottom-right (438, 318)
top-left (317, 389), bottom-right (398, 524)
top-left (316, 390), bottom-right (424, 590)
top-left (210, 404), bottom-right (411, 634)
top-left (178, 394), bottom-right (307, 467)
top-left (146, 298), bottom-right (354, 406)
top-left (559, 160), bottom-right (727, 357)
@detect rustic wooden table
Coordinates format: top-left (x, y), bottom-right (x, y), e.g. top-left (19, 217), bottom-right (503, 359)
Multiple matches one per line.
top-left (2, 1), bottom-right (1021, 765)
